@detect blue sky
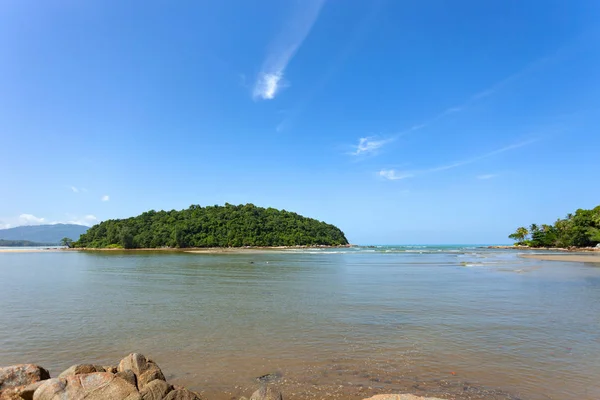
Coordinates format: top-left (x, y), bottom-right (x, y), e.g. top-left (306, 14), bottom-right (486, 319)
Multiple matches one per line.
top-left (1, 1), bottom-right (599, 244)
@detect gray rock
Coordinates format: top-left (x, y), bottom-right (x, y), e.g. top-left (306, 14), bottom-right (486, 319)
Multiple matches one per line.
top-left (163, 388), bottom-right (201, 400)
top-left (140, 379), bottom-right (172, 400)
top-left (33, 373), bottom-right (138, 400)
top-left (0, 365), bottom-right (50, 390)
top-left (250, 386), bottom-right (283, 400)
top-left (115, 370), bottom-right (138, 388)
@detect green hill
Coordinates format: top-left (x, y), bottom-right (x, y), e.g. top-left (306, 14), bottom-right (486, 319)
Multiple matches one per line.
top-left (74, 203), bottom-right (349, 249)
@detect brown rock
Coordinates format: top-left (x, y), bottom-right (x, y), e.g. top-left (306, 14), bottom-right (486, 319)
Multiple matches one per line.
top-left (19, 381), bottom-right (46, 400)
top-left (57, 364), bottom-right (101, 378)
top-left (140, 379), bottom-right (172, 400)
top-left (0, 386), bottom-right (24, 400)
top-left (250, 386), bottom-right (282, 400)
top-left (163, 388), bottom-right (201, 400)
top-left (361, 395), bottom-right (445, 400)
top-left (118, 354), bottom-right (151, 376)
top-left (33, 373), bottom-right (137, 400)
top-left (137, 367), bottom-right (165, 390)
top-left (103, 366), bottom-right (118, 374)
top-left (0, 365), bottom-right (50, 390)
top-left (115, 370), bottom-right (137, 388)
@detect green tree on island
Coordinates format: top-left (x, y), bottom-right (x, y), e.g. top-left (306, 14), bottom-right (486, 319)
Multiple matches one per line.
top-left (60, 237), bottom-right (73, 248)
top-left (509, 205), bottom-right (600, 248)
top-left (508, 226), bottom-right (529, 244)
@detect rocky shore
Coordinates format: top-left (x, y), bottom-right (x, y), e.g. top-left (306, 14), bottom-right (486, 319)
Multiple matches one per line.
top-left (0, 353), bottom-right (443, 400)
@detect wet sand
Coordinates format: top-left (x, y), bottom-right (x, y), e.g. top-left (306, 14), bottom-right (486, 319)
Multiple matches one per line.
top-left (520, 254), bottom-right (600, 263)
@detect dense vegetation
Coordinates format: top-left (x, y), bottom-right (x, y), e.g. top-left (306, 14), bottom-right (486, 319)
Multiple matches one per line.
top-left (509, 205), bottom-right (600, 248)
top-left (73, 203), bottom-right (349, 249)
top-left (0, 239), bottom-right (54, 247)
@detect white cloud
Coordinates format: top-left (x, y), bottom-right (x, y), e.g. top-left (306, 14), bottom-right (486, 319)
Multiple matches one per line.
top-left (253, 0), bottom-right (325, 100)
top-left (0, 214), bottom-right (100, 228)
top-left (477, 174), bottom-right (498, 180)
top-left (66, 215), bottom-right (98, 226)
top-left (378, 169), bottom-right (414, 181)
top-left (101, 195), bottom-right (110, 202)
top-left (351, 136), bottom-right (394, 156)
top-left (70, 186), bottom-right (79, 193)
top-left (19, 214), bottom-right (46, 225)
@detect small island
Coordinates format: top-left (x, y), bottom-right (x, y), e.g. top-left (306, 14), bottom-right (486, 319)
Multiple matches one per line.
top-left (73, 203), bottom-right (349, 249)
top-left (507, 205), bottom-right (600, 248)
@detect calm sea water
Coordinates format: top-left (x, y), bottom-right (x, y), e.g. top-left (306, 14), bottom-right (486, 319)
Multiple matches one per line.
top-left (1, 246), bottom-right (599, 399)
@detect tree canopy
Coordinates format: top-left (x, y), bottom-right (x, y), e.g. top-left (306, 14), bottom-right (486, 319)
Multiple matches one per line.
top-left (508, 205), bottom-right (600, 248)
top-left (73, 203), bottom-right (349, 249)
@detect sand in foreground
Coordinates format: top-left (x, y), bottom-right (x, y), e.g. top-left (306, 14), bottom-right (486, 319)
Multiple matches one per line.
top-left (521, 254), bottom-right (600, 263)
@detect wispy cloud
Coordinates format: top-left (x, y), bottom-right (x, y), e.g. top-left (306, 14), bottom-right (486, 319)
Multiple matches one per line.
top-left (19, 214), bottom-right (46, 225)
top-left (351, 136), bottom-right (395, 156)
top-left (101, 195), bottom-right (110, 202)
top-left (380, 139), bottom-right (536, 181)
top-left (392, 55), bottom-right (555, 138)
top-left (477, 174), bottom-right (498, 180)
top-left (253, 0), bottom-right (325, 100)
top-left (70, 186), bottom-right (79, 193)
top-left (378, 169), bottom-right (414, 181)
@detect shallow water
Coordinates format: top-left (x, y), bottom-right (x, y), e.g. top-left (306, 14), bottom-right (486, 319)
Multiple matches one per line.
top-left (1, 247), bottom-right (599, 399)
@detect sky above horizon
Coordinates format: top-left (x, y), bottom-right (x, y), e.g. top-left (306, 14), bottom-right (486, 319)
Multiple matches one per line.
top-left (1, 1), bottom-right (599, 244)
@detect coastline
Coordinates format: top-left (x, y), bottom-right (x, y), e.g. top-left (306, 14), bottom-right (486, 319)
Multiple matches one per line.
top-left (488, 245), bottom-right (600, 252)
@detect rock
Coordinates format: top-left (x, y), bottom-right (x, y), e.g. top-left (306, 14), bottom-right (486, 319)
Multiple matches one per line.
top-left (0, 365), bottom-right (50, 390)
top-left (163, 388), bottom-right (201, 400)
top-left (250, 386), bottom-right (283, 400)
top-left (58, 364), bottom-right (102, 378)
top-left (137, 367), bottom-right (165, 389)
top-left (115, 370), bottom-right (138, 388)
top-left (33, 373), bottom-right (138, 400)
top-left (140, 379), bottom-right (172, 400)
top-left (19, 381), bottom-right (46, 400)
top-left (118, 354), bottom-right (152, 377)
top-left (104, 366), bottom-right (118, 374)
top-left (0, 386), bottom-right (25, 400)
top-left (361, 395), bottom-right (445, 400)
top-left (256, 373), bottom-right (282, 383)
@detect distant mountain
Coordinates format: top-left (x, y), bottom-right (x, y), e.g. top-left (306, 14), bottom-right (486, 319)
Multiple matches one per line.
top-left (0, 224), bottom-right (89, 244)
top-left (0, 239), bottom-right (56, 247)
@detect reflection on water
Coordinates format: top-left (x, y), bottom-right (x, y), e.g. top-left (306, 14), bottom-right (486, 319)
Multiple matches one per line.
top-left (1, 247), bottom-right (599, 399)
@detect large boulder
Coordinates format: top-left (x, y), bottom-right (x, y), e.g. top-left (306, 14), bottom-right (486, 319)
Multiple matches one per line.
top-left (163, 388), bottom-right (201, 400)
top-left (137, 367), bottom-right (165, 390)
top-left (33, 373), bottom-right (138, 400)
top-left (58, 364), bottom-right (104, 378)
top-left (115, 370), bottom-right (138, 388)
top-left (0, 365), bottom-right (50, 390)
top-left (362, 395), bottom-right (446, 400)
top-left (250, 386), bottom-right (283, 400)
top-left (140, 379), bottom-right (172, 400)
top-left (118, 354), bottom-right (151, 376)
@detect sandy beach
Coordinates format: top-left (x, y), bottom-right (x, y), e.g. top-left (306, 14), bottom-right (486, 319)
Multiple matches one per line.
top-left (520, 253), bottom-right (600, 263)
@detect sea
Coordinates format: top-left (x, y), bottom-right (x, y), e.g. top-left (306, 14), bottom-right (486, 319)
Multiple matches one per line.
top-left (1, 245), bottom-right (599, 399)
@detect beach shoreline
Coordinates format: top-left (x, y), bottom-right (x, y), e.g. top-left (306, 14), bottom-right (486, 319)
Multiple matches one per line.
top-left (489, 245), bottom-right (600, 252)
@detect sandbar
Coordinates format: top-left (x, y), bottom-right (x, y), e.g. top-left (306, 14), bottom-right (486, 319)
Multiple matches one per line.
top-left (520, 254), bottom-right (600, 263)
